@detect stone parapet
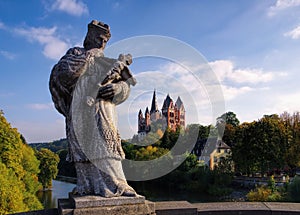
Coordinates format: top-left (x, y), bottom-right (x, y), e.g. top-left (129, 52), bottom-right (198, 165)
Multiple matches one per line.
top-left (11, 201), bottom-right (300, 215)
top-left (155, 201), bottom-right (198, 215)
top-left (194, 202), bottom-right (300, 215)
top-left (58, 195), bottom-right (155, 215)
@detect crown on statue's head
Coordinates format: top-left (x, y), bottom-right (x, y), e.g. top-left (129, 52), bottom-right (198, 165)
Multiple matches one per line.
top-left (87, 20), bottom-right (111, 41)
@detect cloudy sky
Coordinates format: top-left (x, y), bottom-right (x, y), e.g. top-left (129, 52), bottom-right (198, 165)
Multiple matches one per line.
top-left (1, 0), bottom-right (300, 143)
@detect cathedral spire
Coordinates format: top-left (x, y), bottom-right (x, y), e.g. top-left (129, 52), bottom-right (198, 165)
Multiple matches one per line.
top-left (150, 89), bottom-right (159, 114)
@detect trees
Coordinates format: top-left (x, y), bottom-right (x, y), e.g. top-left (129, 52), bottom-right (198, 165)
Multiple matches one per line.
top-left (134, 145), bottom-right (169, 161)
top-left (36, 148), bottom-right (60, 189)
top-left (232, 114), bottom-right (290, 176)
top-left (215, 111), bottom-right (300, 177)
top-left (20, 144), bottom-right (43, 210)
top-left (0, 111), bottom-right (43, 213)
top-left (218, 111), bottom-right (240, 127)
top-left (280, 112), bottom-right (300, 170)
top-left (288, 175), bottom-right (300, 202)
top-left (216, 111), bottom-right (240, 146)
top-left (0, 162), bottom-right (27, 214)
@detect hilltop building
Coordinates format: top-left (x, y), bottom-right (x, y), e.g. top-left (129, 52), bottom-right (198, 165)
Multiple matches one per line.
top-left (138, 90), bottom-right (185, 140)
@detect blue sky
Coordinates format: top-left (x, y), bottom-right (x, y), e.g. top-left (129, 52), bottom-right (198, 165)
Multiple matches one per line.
top-left (1, 0), bottom-right (300, 143)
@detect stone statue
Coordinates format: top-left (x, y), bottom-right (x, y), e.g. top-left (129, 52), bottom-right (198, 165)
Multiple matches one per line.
top-left (49, 20), bottom-right (137, 197)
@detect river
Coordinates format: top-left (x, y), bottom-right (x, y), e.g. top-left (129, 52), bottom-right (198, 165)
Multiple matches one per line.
top-left (37, 180), bottom-right (75, 209)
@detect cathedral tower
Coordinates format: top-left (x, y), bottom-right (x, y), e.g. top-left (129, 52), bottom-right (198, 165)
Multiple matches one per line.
top-left (175, 96), bottom-right (185, 128)
top-left (150, 90), bottom-right (160, 122)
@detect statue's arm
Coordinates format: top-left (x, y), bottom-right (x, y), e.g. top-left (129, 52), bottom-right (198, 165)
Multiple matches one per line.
top-left (112, 81), bottom-right (130, 105)
top-left (97, 81), bottom-right (130, 105)
top-left (49, 49), bottom-right (87, 116)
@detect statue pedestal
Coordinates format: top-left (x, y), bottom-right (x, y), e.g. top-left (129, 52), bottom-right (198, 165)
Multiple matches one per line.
top-left (58, 194), bottom-right (155, 215)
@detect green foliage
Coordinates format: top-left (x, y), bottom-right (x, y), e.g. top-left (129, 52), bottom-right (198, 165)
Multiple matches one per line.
top-left (280, 112), bottom-right (300, 170)
top-left (197, 124), bottom-right (211, 140)
top-left (232, 115), bottom-right (287, 176)
top-left (247, 186), bottom-right (272, 201)
top-left (267, 192), bottom-right (283, 202)
top-left (0, 162), bottom-right (27, 214)
top-left (222, 124), bottom-right (236, 147)
top-left (268, 175), bottom-right (276, 193)
top-left (218, 111), bottom-right (240, 127)
top-left (177, 153), bottom-right (198, 172)
top-left (123, 127), bottom-right (184, 162)
top-left (208, 111), bottom-right (300, 178)
top-left (215, 153), bottom-right (234, 175)
top-left (160, 127), bottom-right (179, 149)
top-left (0, 112), bottom-right (43, 213)
top-left (247, 186), bottom-right (283, 202)
top-left (287, 176), bottom-right (300, 202)
top-left (21, 144), bottom-right (42, 193)
top-left (30, 138), bottom-right (68, 153)
top-left (134, 145), bottom-right (169, 161)
top-left (0, 114), bottom-right (24, 178)
top-left (36, 148), bottom-right (60, 189)
top-left (247, 175), bottom-right (285, 202)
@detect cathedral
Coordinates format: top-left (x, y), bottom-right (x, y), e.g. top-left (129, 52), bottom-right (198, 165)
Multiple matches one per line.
top-left (138, 90), bottom-right (185, 139)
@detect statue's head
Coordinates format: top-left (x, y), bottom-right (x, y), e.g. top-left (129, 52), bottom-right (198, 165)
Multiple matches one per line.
top-left (83, 20), bottom-right (111, 50)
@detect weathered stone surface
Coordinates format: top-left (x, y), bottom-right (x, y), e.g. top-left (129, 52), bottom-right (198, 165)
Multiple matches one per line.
top-left (70, 193), bottom-right (146, 208)
top-left (58, 196), bottom-right (155, 215)
top-left (72, 201), bottom-right (155, 215)
top-left (193, 202), bottom-right (300, 215)
top-left (194, 202), bottom-right (267, 210)
top-left (155, 201), bottom-right (197, 215)
top-left (264, 202), bottom-right (300, 214)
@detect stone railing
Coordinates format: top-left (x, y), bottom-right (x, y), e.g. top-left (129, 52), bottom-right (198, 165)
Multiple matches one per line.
top-left (157, 201), bottom-right (300, 215)
top-left (12, 201), bottom-right (300, 215)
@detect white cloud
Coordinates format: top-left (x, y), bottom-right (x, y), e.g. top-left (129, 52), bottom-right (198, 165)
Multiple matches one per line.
top-left (51, 0), bottom-right (88, 16)
top-left (14, 26), bottom-right (68, 60)
top-left (209, 60), bottom-right (275, 84)
top-left (268, 0), bottom-right (300, 16)
top-left (26, 103), bottom-right (53, 110)
top-left (221, 85), bottom-right (253, 101)
top-left (230, 69), bottom-right (273, 83)
top-left (284, 25), bottom-right (300, 39)
top-left (0, 50), bottom-right (16, 60)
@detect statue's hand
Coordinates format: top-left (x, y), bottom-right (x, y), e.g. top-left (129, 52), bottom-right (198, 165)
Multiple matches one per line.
top-left (97, 83), bottom-right (122, 100)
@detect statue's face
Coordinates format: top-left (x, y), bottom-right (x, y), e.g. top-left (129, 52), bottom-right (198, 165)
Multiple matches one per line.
top-left (84, 31), bottom-right (108, 50)
top-left (94, 35), bottom-right (107, 49)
